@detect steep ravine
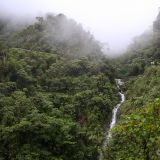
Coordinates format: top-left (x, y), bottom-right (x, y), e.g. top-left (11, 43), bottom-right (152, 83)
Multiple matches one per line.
top-left (99, 79), bottom-right (125, 160)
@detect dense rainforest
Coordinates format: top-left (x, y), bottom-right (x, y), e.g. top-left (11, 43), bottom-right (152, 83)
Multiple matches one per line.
top-left (0, 14), bottom-right (119, 160)
top-left (0, 11), bottom-right (160, 160)
top-left (103, 11), bottom-right (160, 160)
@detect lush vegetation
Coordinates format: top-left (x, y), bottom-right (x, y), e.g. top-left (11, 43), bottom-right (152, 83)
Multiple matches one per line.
top-left (1, 8), bottom-right (160, 160)
top-left (104, 11), bottom-right (160, 160)
top-left (0, 14), bottom-right (102, 59)
top-left (119, 65), bottom-right (160, 115)
top-left (105, 99), bottom-right (160, 160)
top-left (104, 66), bottom-right (160, 159)
top-left (115, 11), bottom-right (160, 78)
top-left (0, 14), bottom-right (119, 160)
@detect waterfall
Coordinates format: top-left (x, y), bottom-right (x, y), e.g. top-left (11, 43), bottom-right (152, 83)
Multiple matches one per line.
top-left (99, 79), bottom-right (125, 160)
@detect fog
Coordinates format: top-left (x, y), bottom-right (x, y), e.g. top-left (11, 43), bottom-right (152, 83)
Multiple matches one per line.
top-left (1, 0), bottom-right (160, 54)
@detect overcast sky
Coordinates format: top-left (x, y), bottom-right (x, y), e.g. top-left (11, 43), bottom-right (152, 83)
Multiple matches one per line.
top-left (1, 0), bottom-right (160, 53)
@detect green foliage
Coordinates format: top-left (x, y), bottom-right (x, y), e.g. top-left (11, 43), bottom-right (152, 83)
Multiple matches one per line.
top-left (3, 14), bottom-right (103, 59)
top-left (116, 14), bottom-right (160, 77)
top-left (104, 99), bottom-right (160, 160)
top-left (120, 66), bottom-right (160, 115)
top-left (0, 45), bottom-right (118, 159)
top-left (104, 11), bottom-right (160, 160)
top-left (0, 13), bottom-right (118, 159)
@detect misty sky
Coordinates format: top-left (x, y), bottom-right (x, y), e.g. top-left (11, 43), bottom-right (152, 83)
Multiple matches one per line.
top-left (1, 0), bottom-right (160, 53)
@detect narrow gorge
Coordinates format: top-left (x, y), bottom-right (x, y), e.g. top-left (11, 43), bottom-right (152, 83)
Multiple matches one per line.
top-left (99, 79), bottom-right (125, 160)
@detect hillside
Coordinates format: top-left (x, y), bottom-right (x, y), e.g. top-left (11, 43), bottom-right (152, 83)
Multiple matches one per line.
top-left (0, 14), bottom-right (119, 160)
top-left (103, 11), bottom-right (160, 160)
top-left (0, 14), bottom-right (102, 59)
top-left (1, 9), bottom-right (160, 160)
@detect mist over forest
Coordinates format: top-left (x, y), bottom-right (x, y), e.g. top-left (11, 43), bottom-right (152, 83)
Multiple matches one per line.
top-left (1, 0), bottom-right (160, 54)
top-left (0, 1), bottom-right (160, 160)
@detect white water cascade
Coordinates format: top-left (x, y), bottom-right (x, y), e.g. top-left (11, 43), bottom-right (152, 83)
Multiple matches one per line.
top-left (99, 79), bottom-right (125, 160)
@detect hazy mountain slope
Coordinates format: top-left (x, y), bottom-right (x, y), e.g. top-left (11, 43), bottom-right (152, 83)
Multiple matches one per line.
top-left (0, 14), bottom-right (103, 59)
top-left (115, 11), bottom-right (160, 78)
top-left (0, 14), bottom-right (119, 159)
top-left (104, 11), bottom-right (160, 160)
